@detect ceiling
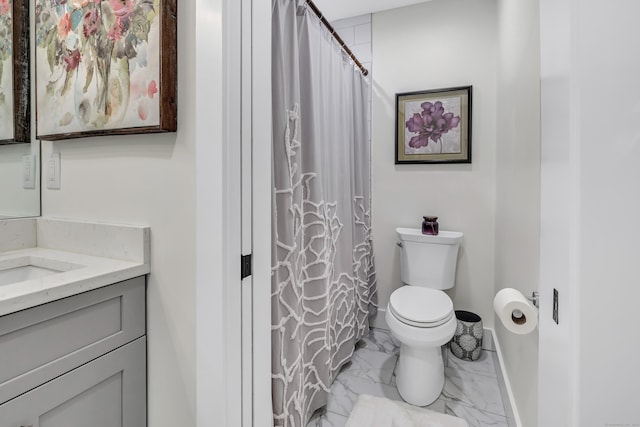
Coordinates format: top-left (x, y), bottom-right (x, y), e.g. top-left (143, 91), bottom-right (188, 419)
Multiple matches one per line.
top-left (312, 0), bottom-right (432, 21)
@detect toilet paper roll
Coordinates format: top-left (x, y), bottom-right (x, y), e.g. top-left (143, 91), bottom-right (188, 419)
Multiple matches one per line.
top-left (493, 288), bottom-right (538, 335)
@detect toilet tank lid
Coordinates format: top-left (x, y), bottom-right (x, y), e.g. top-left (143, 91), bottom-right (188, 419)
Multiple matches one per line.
top-left (396, 228), bottom-right (463, 244)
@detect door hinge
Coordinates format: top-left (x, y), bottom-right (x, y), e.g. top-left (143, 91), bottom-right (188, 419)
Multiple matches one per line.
top-left (241, 254), bottom-right (252, 279)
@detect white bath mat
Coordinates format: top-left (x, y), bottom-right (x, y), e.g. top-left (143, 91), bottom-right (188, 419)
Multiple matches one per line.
top-left (345, 394), bottom-right (469, 427)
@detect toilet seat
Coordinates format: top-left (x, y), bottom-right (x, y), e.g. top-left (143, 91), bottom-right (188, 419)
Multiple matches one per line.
top-left (389, 287), bottom-right (454, 328)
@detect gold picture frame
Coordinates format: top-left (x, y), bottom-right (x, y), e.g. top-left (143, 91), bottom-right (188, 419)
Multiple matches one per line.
top-left (395, 86), bottom-right (472, 164)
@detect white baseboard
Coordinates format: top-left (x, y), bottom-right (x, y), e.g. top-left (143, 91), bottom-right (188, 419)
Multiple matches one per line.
top-left (482, 328), bottom-right (495, 352)
top-left (369, 308), bottom-right (389, 330)
top-left (488, 328), bottom-right (521, 427)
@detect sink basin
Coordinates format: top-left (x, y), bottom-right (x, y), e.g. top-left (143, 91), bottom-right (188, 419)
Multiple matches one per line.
top-left (0, 265), bottom-right (63, 286)
top-left (0, 257), bottom-right (82, 287)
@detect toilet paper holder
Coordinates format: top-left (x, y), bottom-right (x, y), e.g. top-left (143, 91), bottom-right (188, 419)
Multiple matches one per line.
top-left (526, 291), bottom-right (540, 308)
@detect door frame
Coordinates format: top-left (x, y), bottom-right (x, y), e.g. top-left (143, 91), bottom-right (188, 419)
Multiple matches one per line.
top-left (195, 0), bottom-right (272, 426)
top-left (250, 0), bottom-right (274, 425)
top-left (538, 0), bottom-right (579, 425)
top-left (194, 0), bottom-right (243, 425)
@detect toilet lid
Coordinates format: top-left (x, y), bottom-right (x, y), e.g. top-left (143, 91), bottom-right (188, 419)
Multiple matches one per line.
top-left (389, 287), bottom-right (454, 327)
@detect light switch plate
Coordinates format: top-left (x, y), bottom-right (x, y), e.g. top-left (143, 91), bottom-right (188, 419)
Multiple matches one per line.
top-left (22, 154), bottom-right (36, 189)
top-left (47, 152), bottom-right (61, 190)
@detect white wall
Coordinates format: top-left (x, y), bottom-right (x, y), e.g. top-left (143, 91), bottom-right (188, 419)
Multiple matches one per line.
top-left (494, 1), bottom-right (540, 426)
top-left (333, 14), bottom-right (372, 75)
top-left (371, 0), bottom-right (498, 325)
top-left (539, 0), bottom-right (640, 425)
top-left (40, 1), bottom-right (200, 426)
top-left (0, 142), bottom-right (40, 218)
top-left (316, 0), bottom-right (430, 21)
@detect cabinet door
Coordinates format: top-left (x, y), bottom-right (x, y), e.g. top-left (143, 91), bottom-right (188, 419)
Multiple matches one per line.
top-left (0, 337), bottom-right (146, 427)
top-left (0, 276), bottom-right (146, 405)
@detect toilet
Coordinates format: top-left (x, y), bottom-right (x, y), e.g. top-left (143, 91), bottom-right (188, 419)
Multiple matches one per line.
top-left (386, 227), bottom-right (463, 406)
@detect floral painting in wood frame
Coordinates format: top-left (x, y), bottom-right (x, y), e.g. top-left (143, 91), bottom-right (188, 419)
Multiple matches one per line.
top-left (34, 0), bottom-right (176, 141)
top-left (395, 86), bottom-right (472, 164)
top-left (0, 0), bottom-right (30, 144)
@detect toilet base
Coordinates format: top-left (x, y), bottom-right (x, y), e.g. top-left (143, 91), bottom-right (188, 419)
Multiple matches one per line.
top-left (395, 344), bottom-right (445, 406)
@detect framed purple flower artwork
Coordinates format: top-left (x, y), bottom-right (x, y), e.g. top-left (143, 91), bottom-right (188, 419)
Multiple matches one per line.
top-left (34, 0), bottom-right (177, 141)
top-left (395, 86), bottom-right (472, 164)
top-left (0, 0), bottom-right (30, 145)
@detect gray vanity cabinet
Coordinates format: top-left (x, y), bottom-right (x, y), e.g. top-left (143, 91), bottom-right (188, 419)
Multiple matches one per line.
top-left (1, 337), bottom-right (146, 427)
top-left (0, 277), bottom-right (146, 427)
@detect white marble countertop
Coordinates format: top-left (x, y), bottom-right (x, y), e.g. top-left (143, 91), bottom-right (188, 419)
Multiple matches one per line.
top-left (0, 247), bottom-right (150, 316)
top-left (0, 217), bottom-right (150, 317)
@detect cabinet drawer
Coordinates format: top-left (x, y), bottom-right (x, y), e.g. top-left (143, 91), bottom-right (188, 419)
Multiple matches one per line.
top-left (0, 337), bottom-right (146, 427)
top-left (0, 276), bottom-right (145, 404)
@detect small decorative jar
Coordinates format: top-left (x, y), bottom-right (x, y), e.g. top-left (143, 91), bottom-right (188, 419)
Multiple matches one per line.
top-left (421, 216), bottom-right (439, 235)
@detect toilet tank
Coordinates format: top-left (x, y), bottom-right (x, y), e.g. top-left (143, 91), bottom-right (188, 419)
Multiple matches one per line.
top-left (396, 228), bottom-right (463, 290)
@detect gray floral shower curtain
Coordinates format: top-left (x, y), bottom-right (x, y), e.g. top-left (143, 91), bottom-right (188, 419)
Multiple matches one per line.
top-left (271, 1), bottom-right (377, 426)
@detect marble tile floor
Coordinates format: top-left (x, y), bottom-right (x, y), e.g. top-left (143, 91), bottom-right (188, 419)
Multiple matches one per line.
top-left (307, 328), bottom-right (514, 427)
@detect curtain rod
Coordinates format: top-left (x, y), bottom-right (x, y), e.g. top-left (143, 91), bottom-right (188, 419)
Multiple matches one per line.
top-left (303, 0), bottom-right (369, 77)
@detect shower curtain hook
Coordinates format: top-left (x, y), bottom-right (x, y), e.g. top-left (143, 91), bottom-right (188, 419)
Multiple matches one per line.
top-left (296, 0), bottom-right (307, 16)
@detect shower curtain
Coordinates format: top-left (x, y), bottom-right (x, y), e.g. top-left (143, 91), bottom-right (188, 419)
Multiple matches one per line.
top-left (271, 1), bottom-right (377, 426)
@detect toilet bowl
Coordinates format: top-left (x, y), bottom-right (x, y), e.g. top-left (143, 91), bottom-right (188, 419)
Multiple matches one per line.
top-left (386, 287), bottom-right (457, 406)
top-left (387, 228), bottom-right (463, 407)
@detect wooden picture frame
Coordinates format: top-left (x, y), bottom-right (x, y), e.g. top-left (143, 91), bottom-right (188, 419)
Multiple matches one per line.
top-left (395, 86), bottom-right (472, 164)
top-left (34, 0), bottom-right (177, 141)
top-left (0, 0), bottom-right (30, 145)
